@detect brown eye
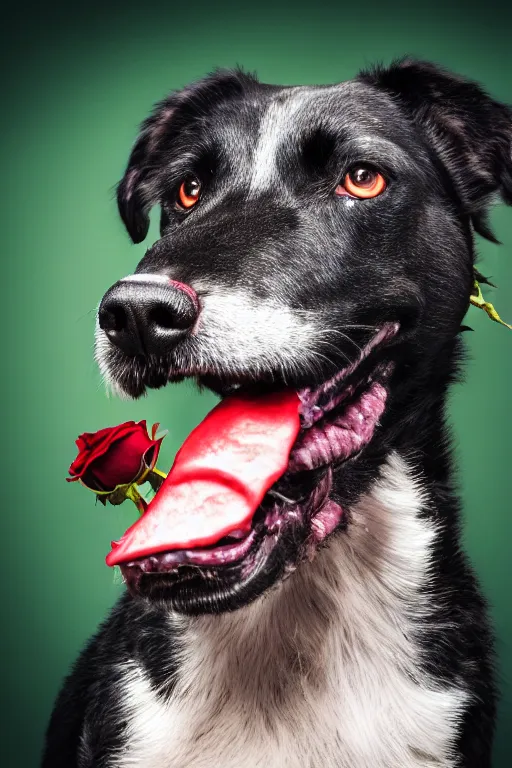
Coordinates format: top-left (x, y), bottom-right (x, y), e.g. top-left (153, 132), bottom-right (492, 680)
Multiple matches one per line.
top-left (337, 166), bottom-right (386, 199)
top-left (177, 177), bottom-right (201, 209)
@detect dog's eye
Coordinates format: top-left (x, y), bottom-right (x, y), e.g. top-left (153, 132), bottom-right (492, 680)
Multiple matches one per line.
top-left (177, 177), bottom-right (201, 210)
top-left (337, 166), bottom-right (386, 199)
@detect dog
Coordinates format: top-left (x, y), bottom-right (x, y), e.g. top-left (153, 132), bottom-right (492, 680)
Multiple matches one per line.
top-left (43, 58), bottom-right (512, 767)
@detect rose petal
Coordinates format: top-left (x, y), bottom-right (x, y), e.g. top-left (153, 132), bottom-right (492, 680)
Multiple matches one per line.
top-left (67, 421), bottom-right (163, 492)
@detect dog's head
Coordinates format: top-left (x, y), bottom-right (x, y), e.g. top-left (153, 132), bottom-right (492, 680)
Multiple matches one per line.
top-left (96, 59), bottom-right (512, 612)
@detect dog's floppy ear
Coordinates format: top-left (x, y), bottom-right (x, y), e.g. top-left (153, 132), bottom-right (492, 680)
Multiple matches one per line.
top-left (117, 69), bottom-right (258, 244)
top-left (360, 59), bottom-right (512, 240)
top-left (116, 103), bottom-right (178, 244)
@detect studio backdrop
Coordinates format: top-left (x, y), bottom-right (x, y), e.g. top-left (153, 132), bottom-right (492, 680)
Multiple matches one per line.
top-left (1, 1), bottom-right (511, 765)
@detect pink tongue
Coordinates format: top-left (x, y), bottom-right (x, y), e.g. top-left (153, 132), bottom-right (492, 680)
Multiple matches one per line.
top-left (106, 390), bottom-right (301, 566)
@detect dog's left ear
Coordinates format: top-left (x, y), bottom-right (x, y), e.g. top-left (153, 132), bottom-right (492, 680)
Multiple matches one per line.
top-left (360, 59), bottom-right (512, 240)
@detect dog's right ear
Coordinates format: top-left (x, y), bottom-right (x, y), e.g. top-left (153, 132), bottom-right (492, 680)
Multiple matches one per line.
top-left (117, 69), bottom-right (258, 244)
top-left (116, 103), bottom-right (177, 244)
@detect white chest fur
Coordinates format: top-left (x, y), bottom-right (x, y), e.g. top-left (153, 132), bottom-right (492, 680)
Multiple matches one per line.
top-left (114, 453), bottom-right (469, 768)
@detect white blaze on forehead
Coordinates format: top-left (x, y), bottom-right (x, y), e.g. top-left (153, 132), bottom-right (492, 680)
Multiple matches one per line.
top-left (249, 88), bottom-right (322, 192)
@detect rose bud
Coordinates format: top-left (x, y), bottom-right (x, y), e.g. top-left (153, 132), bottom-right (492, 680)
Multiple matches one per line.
top-left (67, 421), bottom-right (166, 512)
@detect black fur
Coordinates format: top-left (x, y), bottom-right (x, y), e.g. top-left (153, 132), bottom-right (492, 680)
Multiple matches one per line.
top-left (43, 59), bottom-right (512, 766)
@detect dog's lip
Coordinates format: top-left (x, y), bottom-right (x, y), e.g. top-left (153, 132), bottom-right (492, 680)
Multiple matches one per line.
top-left (121, 472), bottom-right (344, 593)
top-left (195, 321), bottom-right (400, 403)
top-left (119, 322), bottom-right (399, 584)
top-left (296, 322), bottom-right (398, 427)
top-left (196, 374), bottom-right (284, 400)
top-left (124, 526), bottom-right (259, 571)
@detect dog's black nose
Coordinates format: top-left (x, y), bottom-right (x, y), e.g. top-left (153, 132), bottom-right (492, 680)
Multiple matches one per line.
top-left (98, 276), bottom-right (199, 356)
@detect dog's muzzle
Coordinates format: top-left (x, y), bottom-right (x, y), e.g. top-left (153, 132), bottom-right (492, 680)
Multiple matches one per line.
top-left (98, 274), bottom-right (199, 357)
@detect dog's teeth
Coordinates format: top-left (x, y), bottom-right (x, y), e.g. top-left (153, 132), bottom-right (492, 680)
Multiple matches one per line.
top-left (162, 551), bottom-right (187, 565)
top-left (228, 529), bottom-right (248, 540)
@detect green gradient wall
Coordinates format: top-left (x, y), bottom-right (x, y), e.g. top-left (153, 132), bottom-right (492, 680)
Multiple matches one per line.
top-left (2, 1), bottom-right (511, 765)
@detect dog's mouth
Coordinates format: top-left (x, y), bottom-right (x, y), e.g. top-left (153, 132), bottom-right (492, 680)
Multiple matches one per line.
top-left (114, 322), bottom-right (399, 612)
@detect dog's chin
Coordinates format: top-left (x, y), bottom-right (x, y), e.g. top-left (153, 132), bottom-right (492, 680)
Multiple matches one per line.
top-left (121, 462), bottom-right (343, 613)
top-left (121, 515), bottom-right (311, 614)
top-left (110, 323), bottom-right (399, 614)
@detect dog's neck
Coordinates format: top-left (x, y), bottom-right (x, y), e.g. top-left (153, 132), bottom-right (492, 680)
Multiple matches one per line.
top-left (171, 450), bottom-right (434, 700)
top-left (121, 449), bottom-right (469, 768)
top-left (164, 343), bottom-right (463, 712)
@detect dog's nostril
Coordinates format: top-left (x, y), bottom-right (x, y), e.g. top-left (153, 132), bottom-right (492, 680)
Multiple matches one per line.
top-left (149, 305), bottom-right (178, 330)
top-left (100, 304), bottom-right (127, 333)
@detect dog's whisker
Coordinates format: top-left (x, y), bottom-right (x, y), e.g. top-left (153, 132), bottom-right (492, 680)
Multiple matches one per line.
top-left (75, 308), bottom-right (99, 323)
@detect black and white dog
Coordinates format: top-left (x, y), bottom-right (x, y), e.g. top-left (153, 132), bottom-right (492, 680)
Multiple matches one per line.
top-left (44, 59), bottom-right (512, 767)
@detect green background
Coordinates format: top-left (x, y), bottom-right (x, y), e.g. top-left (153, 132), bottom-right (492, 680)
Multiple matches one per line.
top-left (2, 1), bottom-right (511, 765)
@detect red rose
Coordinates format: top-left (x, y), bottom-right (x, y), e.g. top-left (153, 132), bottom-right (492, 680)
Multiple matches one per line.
top-left (67, 421), bottom-right (163, 492)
